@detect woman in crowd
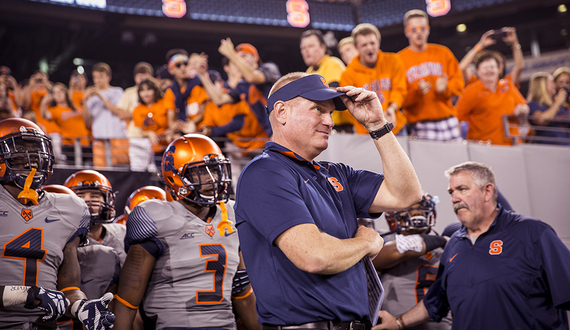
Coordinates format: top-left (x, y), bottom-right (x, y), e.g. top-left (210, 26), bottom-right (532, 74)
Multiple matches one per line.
top-left (527, 72), bottom-right (570, 145)
top-left (455, 51), bottom-right (529, 145)
top-left (132, 78), bottom-right (178, 169)
top-left (41, 82), bottom-right (92, 163)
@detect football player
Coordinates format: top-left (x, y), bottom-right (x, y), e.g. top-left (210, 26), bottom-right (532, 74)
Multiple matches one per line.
top-left (113, 134), bottom-right (260, 330)
top-left (42, 184), bottom-right (121, 330)
top-left (115, 186), bottom-right (167, 225)
top-left (374, 193), bottom-right (452, 330)
top-left (0, 118), bottom-right (114, 329)
top-left (64, 169), bottom-right (126, 266)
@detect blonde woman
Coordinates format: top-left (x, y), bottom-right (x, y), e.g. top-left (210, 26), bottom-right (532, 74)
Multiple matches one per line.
top-left (527, 72), bottom-right (570, 145)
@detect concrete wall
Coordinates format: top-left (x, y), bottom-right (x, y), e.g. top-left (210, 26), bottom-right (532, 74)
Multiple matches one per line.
top-left (317, 134), bottom-right (570, 249)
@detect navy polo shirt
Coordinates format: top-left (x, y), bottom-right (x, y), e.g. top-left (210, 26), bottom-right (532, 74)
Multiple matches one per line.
top-left (234, 142), bottom-right (383, 325)
top-left (424, 205), bottom-right (570, 330)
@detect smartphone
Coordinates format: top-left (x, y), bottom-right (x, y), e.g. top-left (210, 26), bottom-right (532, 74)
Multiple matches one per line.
top-left (491, 30), bottom-right (506, 41)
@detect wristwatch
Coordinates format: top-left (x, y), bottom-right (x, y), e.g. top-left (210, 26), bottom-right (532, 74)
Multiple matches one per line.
top-left (368, 122), bottom-right (394, 140)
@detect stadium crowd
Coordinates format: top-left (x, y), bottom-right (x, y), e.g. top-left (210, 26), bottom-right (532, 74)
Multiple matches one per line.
top-left (1, 10), bottom-right (569, 173)
top-left (1, 8), bottom-right (570, 330)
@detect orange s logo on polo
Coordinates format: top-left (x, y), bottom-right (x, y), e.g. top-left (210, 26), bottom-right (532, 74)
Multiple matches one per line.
top-left (327, 177), bottom-right (344, 192)
top-left (489, 240), bottom-right (503, 255)
top-left (21, 209), bottom-right (33, 221)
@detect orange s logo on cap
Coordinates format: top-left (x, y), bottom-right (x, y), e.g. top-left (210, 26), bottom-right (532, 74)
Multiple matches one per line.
top-left (320, 77), bottom-right (329, 88)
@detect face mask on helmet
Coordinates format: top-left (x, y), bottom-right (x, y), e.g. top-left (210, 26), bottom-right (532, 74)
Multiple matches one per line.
top-left (162, 134), bottom-right (232, 207)
top-left (386, 194), bottom-right (438, 233)
top-left (74, 188), bottom-right (116, 224)
top-left (64, 170), bottom-right (116, 224)
top-left (0, 130), bottom-right (54, 190)
top-left (177, 154), bottom-right (231, 206)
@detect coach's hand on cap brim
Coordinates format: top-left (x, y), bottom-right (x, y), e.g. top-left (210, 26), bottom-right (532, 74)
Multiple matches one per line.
top-left (336, 86), bottom-right (387, 131)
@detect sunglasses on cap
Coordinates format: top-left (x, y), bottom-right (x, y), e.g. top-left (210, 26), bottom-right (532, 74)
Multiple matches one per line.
top-left (174, 61), bottom-right (189, 69)
top-left (406, 24), bottom-right (429, 33)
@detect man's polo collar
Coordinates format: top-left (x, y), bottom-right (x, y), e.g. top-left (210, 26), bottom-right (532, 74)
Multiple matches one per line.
top-left (265, 142), bottom-right (322, 170)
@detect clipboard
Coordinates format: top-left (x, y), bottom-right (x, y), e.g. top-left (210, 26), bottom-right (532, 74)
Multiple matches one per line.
top-left (362, 256), bottom-right (385, 326)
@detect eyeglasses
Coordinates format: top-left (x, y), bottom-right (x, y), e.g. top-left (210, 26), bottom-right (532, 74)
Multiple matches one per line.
top-left (406, 24), bottom-right (429, 33)
top-left (175, 61), bottom-right (189, 68)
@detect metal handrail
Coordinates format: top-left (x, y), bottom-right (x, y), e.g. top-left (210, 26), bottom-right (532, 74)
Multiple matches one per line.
top-left (503, 115), bottom-right (570, 145)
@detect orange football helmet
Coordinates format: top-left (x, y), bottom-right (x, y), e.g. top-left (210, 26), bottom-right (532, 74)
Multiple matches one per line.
top-left (42, 184), bottom-right (75, 195)
top-left (125, 186), bottom-right (167, 214)
top-left (0, 118), bottom-right (53, 190)
top-left (64, 169), bottom-right (116, 223)
top-left (162, 134), bottom-right (231, 206)
top-left (115, 213), bottom-right (128, 226)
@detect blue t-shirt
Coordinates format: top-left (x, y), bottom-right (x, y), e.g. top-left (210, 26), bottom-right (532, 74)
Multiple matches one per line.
top-left (528, 101), bottom-right (570, 145)
top-left (424, 205), bottom-right (570, 330)
top-left (234, 142), bottom-right (383, 325)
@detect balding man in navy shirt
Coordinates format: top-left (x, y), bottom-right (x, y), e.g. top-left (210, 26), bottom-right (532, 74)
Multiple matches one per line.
top-left (376, 161), bottom-right (570, 330)
top-left (234, 72), bottom-right (422, 330)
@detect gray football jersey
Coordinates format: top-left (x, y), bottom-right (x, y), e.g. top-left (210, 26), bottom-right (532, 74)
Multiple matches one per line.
top-left (99, 223), bottom-right (126, 266)
top-left (380, 234), bottom-right (452, 330)
top-left (58, 242), bottom-right (121, 330)
top-left (126, 200), bottom-right (240, 329)
top-left (77, 241), bottom-right (121, 298)
top-left (0, 185), bottom-right (90, 328)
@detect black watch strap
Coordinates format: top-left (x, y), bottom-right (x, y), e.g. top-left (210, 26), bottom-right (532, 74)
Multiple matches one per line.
top-left (368, 122), bottom-right (394, 140)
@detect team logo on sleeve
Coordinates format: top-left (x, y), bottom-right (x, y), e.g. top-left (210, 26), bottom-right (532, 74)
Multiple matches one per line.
top-left (205, 225), bottom-right (215, 237)
top-left (489, 240), bottom-right (503, 255)
top-left (21, 209), bottom-right (33, 221)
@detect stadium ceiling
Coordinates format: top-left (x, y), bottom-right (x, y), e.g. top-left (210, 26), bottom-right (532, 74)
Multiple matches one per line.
top-left (0, 0), bottom-right (568, 87)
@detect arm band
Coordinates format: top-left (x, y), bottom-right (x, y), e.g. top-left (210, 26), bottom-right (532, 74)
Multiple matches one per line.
top-left (114, 294), bottom-right (139, 309)
top-left (60, 286), bottom-right (81, 292)
top-left (1, 286), bottom-right (30, 308)
top-left (232, 287), bottom-right (253, 300)
top-left (421, 234), bottom-right (447, 252)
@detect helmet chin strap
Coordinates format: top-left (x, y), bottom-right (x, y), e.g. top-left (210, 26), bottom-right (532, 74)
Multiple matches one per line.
top-left (17, 168), bottom-right (39, 205)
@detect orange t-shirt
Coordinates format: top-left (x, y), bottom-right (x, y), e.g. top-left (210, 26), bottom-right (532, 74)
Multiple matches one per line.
top-left (163, 85), bottom-right (209, 123)
top-left (132, 98), bottom-right (173, 153)
top-left (48, 105), bottom-right (91, 146)
top-left (200, 100), bottom-right (268, 151)
top-left (340, 51), bottom-right (408, 134)
top-left (398, 44), bottom-right (465, 123)
top-left (456, 79), bottom-right (526, 145)
top-left (71, 90), bottom-right (84, 110)
top-left (31, 90), bottom-right (61, 134)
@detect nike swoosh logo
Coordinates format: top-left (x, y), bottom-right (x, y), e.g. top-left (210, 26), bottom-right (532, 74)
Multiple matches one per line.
top-left (305, 179), bottom-right (309, 183)
top-left (45, 217), bottom-right (60, 223)
top-left (449, 253), bottom-right (458, 263)
top-left (81, 279), bottom-right (94, 284)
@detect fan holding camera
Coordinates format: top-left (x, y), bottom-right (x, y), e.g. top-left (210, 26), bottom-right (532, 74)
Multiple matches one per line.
top-left (459, 27), bottom-right (524, 87)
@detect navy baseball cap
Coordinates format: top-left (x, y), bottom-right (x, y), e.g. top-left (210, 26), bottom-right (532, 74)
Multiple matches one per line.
top-left (266, 74), bottom-right (347, 114)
